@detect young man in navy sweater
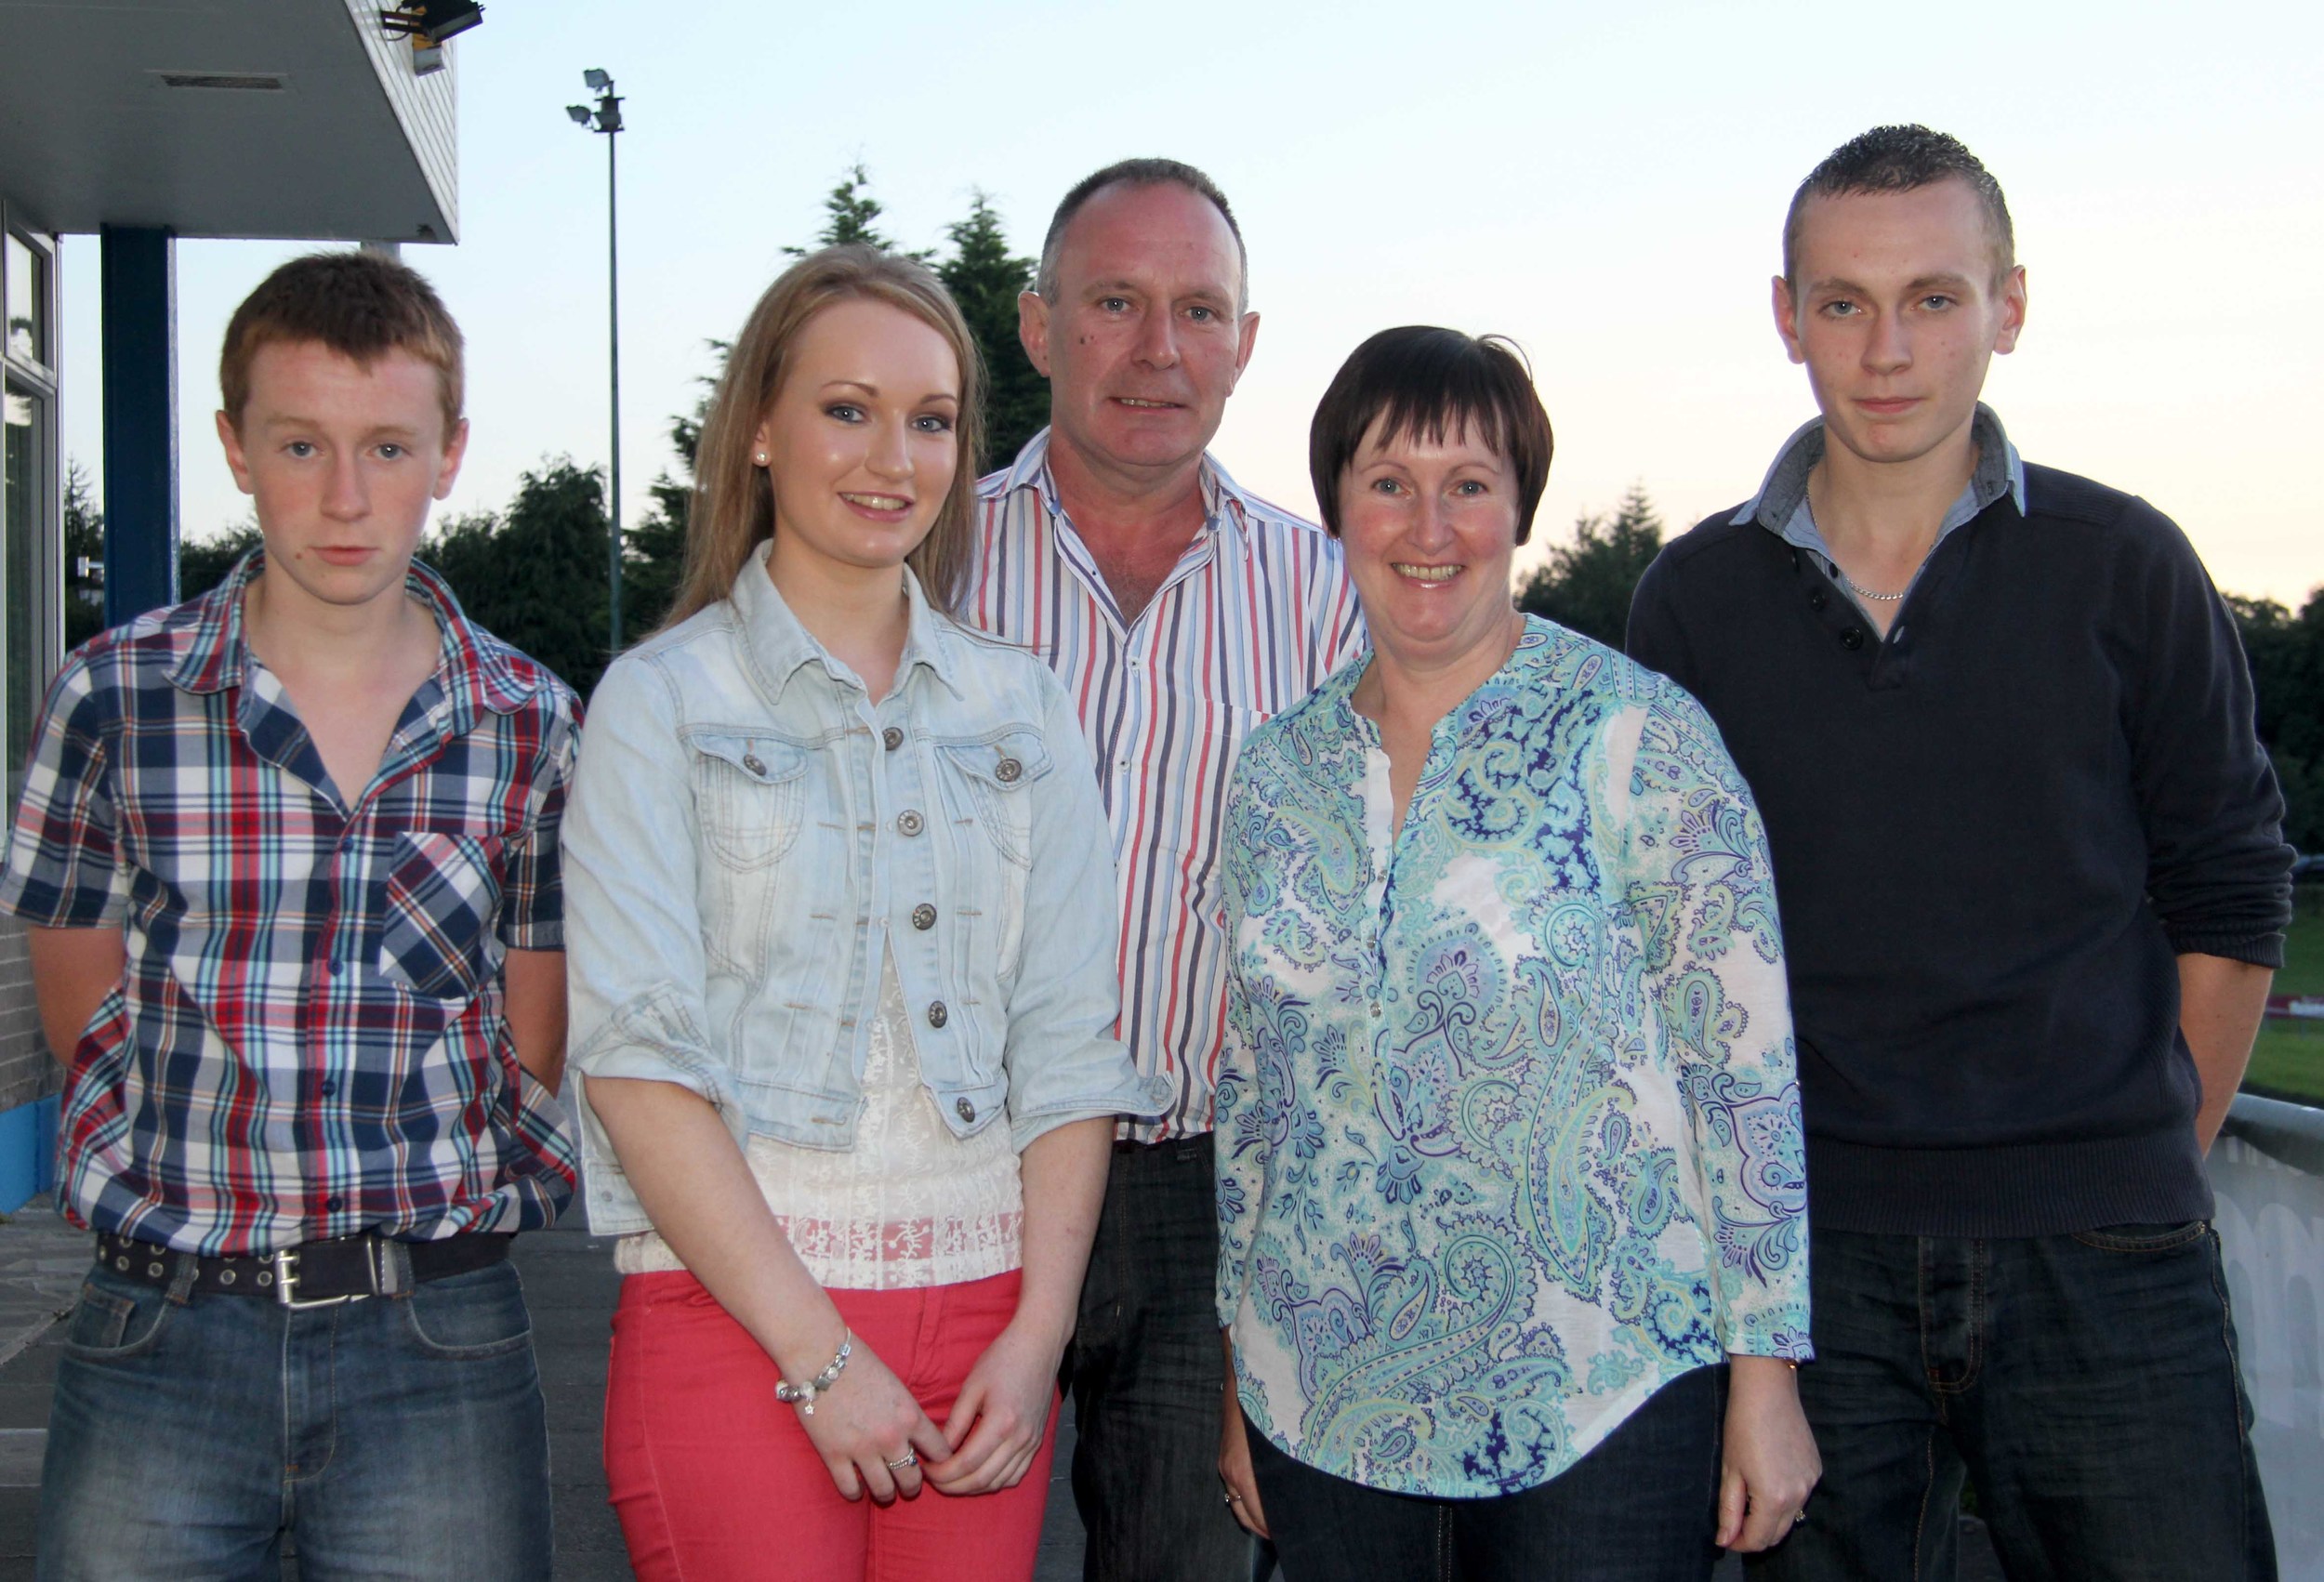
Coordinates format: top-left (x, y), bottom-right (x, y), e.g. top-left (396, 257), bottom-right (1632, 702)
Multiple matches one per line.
top-left (1628, 125), bottom-right (2287, 1580)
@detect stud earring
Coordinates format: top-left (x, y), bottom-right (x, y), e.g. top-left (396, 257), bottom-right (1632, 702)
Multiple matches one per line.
top-left (754, 452), bottom-right (768, 465)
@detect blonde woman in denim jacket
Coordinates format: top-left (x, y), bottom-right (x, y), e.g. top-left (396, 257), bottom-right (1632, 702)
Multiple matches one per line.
top-left (563, 247), bottom-right (1166, 1582)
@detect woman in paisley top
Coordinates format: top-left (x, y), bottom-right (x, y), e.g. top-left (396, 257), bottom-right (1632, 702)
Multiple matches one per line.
top-left (1212, 327), bottom-right (1819, 1579)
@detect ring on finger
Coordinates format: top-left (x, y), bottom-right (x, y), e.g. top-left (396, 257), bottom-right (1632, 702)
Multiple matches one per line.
top-left (885, 1452), bottom-right (918, 1470)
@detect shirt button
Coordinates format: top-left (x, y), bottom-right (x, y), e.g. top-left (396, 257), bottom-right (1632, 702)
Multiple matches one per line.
top-left (1807, 589), bottom-right (1827, 612)
top-left (956, 1097), bottom-right (976, 1123)
top-left (927, 1001), bottom-right (949, 1029)
top-left (320, 1079), bottom-right (337, 1097)
top-left (912, 903), bottom-right (937, 930)
top-left (882, 726), bottom-right (905, 752)
top-left (896, 811), bottom-right (925, 837)
top-left (1840, 627), bottom-right (1866, 652)
top-left (742, 753), bottom-right (766, 776)
top-left (996, 757), bottom-right (1023, 784)
top-left (326, 1195), bottom-right (344, 1211)
top-left (327, 960), bottom-right (343, 977)
top-left (1370, 1002), bottom-right (1383, 1018)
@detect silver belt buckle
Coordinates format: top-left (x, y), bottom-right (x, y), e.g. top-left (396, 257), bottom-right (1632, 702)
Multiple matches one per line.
top-left (272, 1245), bottom-right (368, 1310)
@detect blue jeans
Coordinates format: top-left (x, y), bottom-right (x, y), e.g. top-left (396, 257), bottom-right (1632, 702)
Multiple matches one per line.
top-left (1750, 1223), bottom-right (2275, 1582)
top-left (1242, 1363), bottom-right (1726, 1582)
top-left (1066, 1134), bottom-right (1254, 1582)
top-left (37, 1253), bottom-right (553, 1580)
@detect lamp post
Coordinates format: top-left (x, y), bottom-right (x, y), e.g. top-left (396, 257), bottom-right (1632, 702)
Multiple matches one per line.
top-left (566, 70), bottom-right (625, 652)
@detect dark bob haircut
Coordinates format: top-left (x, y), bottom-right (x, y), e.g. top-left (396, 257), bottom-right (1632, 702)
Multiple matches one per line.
top-left (1308, 326), bottom-right (1553, 546)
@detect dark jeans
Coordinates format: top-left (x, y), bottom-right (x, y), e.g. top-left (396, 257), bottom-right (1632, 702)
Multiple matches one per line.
top-left (1066, 1133), bottom-right (1254, 1582)
top-left (1750, 1223), bottom-right (2276, 1582)
top-left (38, 1255), bottom-right (552, 1580)
top-left (1244, 1364), bottom-right (1726, 1582)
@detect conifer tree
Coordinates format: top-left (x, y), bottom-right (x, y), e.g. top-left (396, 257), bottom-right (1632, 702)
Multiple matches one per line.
top-left (1514, 483), bottom-right (1666, 649)
top-left (938, 191), bottom-right (1047, 469)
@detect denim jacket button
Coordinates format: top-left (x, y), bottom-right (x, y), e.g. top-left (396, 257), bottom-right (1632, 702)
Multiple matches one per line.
top-left (742, 753), bottom-right (766, 776)
top-left (896, 811), bottom-right (925, 837)
top-left (927, 1001), bottom-right (948, 1028)
top-left (911, 903), bottom-right (937, 930)
top-left (996, 757), bottom-right (1023, 783)
top-left (882, 726), bottom-right (905, 752)
top-left (955, 1097), bottom-right (976, 1123)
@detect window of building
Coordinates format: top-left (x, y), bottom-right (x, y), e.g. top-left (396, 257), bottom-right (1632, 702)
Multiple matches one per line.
top-left (3, 233), bottom-right (46, 368)
top-left (1, 218), bottom-right (59, 799)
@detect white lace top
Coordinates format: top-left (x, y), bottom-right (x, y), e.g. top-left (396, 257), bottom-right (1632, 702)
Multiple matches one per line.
top-left (615, 952), bottom-right (1024, 1288)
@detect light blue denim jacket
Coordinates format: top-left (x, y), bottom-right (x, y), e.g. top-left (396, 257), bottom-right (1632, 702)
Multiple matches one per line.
top-left (564, 546), bottom-right (1169, 1234)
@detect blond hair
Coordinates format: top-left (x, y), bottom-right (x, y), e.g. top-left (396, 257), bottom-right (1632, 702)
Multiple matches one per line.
top-left (663, 245), bottom-right (985, 629)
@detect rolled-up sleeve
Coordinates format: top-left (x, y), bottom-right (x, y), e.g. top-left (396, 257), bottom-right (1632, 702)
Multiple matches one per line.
top-left (0, 652), bottom-right (128, 927)
top-left (1002, 679), bottom-right (1169, 1151)
top-left (496, 692), bottom-right (579, 952)
top-left (1616, 683), bottom-right (1813, 1363)
top-left (2119, 508), bottom-right (2294, 967)
top-left (561, 655), bottom-right (742, 1226)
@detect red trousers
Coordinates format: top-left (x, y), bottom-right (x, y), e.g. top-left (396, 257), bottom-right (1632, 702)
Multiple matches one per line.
top-left (602, 1268), bottom-right (1058, 1582)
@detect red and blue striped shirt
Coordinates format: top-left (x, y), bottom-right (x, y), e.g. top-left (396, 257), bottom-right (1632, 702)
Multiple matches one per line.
top-left (968, 431), bottom-right (1366, 1140)
top-left (0, 551), bottom-right (579, 1255)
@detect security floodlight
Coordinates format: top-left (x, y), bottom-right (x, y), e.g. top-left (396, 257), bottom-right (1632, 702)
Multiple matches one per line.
top-left (564, 68), bottom-right (629, 651)
top-left (380, 1), bottom-right (484, 44)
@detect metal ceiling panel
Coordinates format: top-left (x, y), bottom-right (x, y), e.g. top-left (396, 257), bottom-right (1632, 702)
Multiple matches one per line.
top-left (0, 0), bottom-right (458, 243)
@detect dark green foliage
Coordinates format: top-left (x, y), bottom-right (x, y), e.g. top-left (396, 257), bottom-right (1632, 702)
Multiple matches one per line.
top-left (625, 175), bottom-right (1053, 637)
top-left (939, 192), bottom-right (1046, 470)
top-left (2228, 590), bottom-right (2324, 852)
top-left (62, 461), bottom-right (106, 650)
top-left (1515, 483), bottom-right (1666, 650)
top-left (178, 522), bottom-right (264, 602)
top-left (784, 164), bottom-right (931, 261)
top-left (426, 459), bottom-right (613, 698)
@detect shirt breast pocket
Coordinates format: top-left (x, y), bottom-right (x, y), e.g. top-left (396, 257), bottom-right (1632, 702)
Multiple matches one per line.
top-left (379, 831), bottom-right (506, 1002)
top-left (688, 732), bottom-right (811, 871)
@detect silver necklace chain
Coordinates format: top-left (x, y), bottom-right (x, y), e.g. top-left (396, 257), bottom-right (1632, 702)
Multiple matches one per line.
top-left (1839, 573), bottom-right (1909, 603)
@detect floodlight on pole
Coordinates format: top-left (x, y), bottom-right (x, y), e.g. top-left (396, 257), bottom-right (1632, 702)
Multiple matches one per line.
top-left (566, 69), bottom-right (627, 653)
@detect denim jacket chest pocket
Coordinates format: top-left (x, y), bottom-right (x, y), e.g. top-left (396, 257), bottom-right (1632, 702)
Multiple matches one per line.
top-left (684, 729), bottom-right (825, 989)
top-left (931, 727), bottom-right (1050, 1026)
top-left (688, 731), bottom-right (811, 869)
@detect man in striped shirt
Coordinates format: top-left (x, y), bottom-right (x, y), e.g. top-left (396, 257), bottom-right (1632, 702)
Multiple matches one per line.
top-left (965, 159), bottom-right (1364, 1581)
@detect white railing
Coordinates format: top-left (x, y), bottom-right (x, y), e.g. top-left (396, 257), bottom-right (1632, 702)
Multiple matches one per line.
top-left (2214, 1091), bottom-right (2324, 1581)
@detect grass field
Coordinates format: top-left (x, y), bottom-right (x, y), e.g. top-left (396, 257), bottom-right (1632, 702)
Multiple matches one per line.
top-left (2243, 891), bottom-right (2324, 1105)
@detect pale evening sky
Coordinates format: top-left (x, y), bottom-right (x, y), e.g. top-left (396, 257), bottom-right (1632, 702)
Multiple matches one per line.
top-left (55, 0), bottom-right (2324, 604)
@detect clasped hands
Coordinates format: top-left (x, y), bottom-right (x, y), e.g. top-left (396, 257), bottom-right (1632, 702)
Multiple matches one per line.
top-left (788, 1321), bottom-right (1059, 1506)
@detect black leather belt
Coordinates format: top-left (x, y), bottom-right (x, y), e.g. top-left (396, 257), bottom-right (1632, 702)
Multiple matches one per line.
top-left (96, 1230), bottom-right (509, 1308)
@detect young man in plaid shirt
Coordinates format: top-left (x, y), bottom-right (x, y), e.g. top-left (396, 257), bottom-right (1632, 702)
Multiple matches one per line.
top-left (2, 252), bottom-right (579, 1578)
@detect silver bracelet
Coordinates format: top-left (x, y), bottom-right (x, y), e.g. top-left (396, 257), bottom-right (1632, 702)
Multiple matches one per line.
top-left (774, 1329), bottom-right (852, 1416)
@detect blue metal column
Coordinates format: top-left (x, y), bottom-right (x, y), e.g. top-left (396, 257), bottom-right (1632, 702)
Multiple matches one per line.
top-left (99, 226), bottom-right (178, 626)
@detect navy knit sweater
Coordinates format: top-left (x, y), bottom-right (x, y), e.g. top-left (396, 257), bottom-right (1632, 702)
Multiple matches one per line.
top-left (1627, 464), bottom-right (2293, 1236)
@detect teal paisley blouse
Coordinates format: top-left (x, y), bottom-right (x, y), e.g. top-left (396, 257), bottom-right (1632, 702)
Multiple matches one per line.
top-left (1214, 618), bottom-right (1811, 1498)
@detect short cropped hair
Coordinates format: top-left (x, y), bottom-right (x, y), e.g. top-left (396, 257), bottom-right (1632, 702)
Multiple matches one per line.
top-left (1783, 125), bottom-right (2014, 285)
top-left (219, 250), bottom-right (465, 435)
top-left (1308, 326), bottom-right (1554, 547)
top-left (1036, 157), bottom-right (1248, 311)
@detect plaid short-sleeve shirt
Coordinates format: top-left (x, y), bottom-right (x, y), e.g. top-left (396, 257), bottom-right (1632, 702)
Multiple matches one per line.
top-left (0, 549), bottom-right (580, 1255)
